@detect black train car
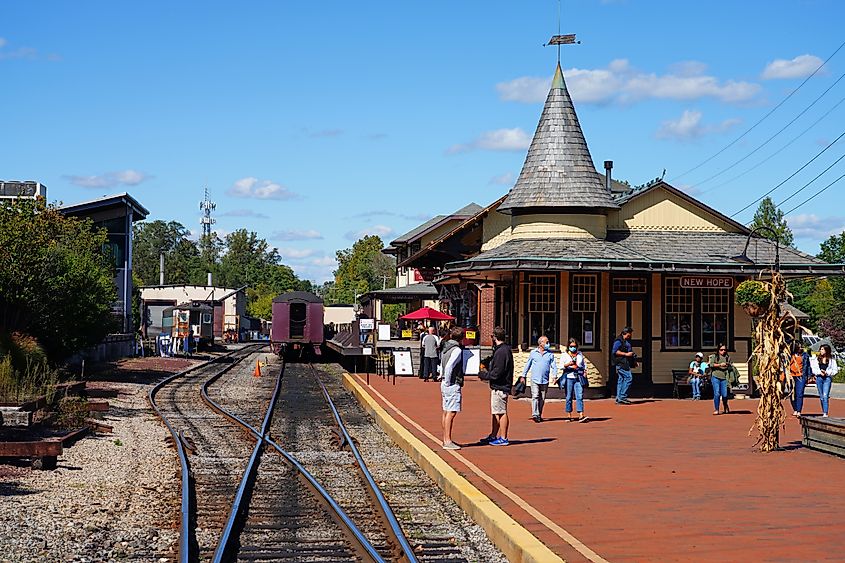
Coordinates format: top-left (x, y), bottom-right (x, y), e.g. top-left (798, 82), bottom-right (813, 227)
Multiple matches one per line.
top-left (270, 291), bottom-right (324, 357)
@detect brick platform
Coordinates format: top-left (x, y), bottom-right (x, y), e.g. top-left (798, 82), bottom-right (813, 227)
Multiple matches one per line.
top-left (350, 373), bottom-right (845, 562)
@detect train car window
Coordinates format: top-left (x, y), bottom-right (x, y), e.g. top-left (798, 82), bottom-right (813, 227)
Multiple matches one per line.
top-left (290, 302), bottom-right (306, 338)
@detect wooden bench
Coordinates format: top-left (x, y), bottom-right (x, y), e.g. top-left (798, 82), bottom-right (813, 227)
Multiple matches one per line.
top-left (801, 416), bottom-right (845, 457)
top-left (672, 369), bottom-right (710, 399)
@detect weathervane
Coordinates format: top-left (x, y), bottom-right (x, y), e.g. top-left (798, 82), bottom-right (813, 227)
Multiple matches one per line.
top-left (543, 0), bottom-right (580, 63)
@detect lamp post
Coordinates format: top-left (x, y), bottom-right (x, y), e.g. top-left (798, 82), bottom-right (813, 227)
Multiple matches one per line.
top-left (730, 226), bottom-right (780, 272)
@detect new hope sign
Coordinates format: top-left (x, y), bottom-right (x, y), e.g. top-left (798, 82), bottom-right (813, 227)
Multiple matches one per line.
top-left (680, 276), bottom-right (734, 289)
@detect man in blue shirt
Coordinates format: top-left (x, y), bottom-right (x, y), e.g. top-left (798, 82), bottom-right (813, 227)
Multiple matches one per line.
top-left (521, 335), bottom-right (557, 422)
top-left (612, 327), bottom-right (635, 404)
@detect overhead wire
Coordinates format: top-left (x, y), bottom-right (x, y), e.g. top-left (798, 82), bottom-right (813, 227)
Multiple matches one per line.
top-left (730, 130), bottom-right (845, 217)
top-left (704, 94), bottom-right (845, 194)
top-left (669, 38), bottom-right (845, 182)
top-left (782, 172), bottom-right (845, 215)
top-left (693, 69), bottom-right (845, 191)
top-left (775, 152), bottom-right (845, 207)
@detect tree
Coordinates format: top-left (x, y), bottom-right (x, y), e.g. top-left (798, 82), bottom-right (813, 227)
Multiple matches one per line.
top-left (818, 231), bottom-right (845, 303)
top-left (133, 220), bottom-right (200, 286)
top-left (0, 198), bottom-right (117, 360)
top-left (818, 301), bottom-right (845, 349)
top-left (326, 235), bottom-right (395, 305)
top-left (750, 197), bottom-right (794, 247)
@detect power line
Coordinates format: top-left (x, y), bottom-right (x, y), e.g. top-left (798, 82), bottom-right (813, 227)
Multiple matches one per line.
top-left (730, 130), bottom-right (845, 217)
top-left (693, 69), bottom-right (845, 191)
top-left (783, 171), bottom-right (845, 215)
top-left (670, 39), bottom-right (845, 182)
top-left (704, 94), bottom-right (845, 193)
top-left (775, 151), bottom-right (845, 207)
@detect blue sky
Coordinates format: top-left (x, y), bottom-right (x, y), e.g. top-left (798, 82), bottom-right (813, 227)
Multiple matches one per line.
top-left (3, 0), bottom-right (844, 282)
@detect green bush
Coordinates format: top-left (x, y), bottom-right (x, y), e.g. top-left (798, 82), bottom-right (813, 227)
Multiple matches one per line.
top-left (735, 280), bottom-right (772, 309)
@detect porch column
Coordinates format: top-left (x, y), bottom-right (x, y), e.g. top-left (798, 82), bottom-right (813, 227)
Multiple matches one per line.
top-left (479, 286), bottom-right (496, 342)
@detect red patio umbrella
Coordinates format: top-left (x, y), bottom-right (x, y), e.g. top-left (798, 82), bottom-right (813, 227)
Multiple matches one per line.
top-left (400, 306), bottom-right (455, 321)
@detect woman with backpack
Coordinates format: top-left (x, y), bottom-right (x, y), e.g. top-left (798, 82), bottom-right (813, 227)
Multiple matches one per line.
top-left (810, 344), bottom-right (839, 418)
top-left (559, 337), bottom-right (588, 422)
top-left (786, 341), bottom-right (811, 417)
top-left (440, 326), bottom-right (465, 450)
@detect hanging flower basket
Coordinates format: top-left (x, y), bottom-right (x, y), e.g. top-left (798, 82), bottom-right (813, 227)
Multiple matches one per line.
top-left (735, 280), bottom-right (772, 317)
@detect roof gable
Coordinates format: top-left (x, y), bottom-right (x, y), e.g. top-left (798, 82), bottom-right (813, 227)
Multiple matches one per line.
top-left (609, 181), bottom-right (749, 233)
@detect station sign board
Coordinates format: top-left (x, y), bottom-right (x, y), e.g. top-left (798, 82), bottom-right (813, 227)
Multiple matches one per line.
top-left (359, 319), bottom-right (375, 330)
top-left (680, 276), bottom-right (734, 289)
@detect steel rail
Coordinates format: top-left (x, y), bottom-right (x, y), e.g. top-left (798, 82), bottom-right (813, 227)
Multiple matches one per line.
top-left (203, 360), bottom-right (385, 563)
top-left (316, 372), bottom-right (420, 563)
top-left (264, 436), bottom-right (386, 563)
top-left (148, 344), bottom-right (257, 563)
top-left (207, 355), bottom-right (283, 563)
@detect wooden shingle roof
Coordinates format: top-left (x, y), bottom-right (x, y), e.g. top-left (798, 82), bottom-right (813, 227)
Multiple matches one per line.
top-left (498, 63), bottom-right (618, 214)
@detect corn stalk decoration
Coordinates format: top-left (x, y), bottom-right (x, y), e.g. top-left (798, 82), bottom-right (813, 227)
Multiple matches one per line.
top-left (742, 270), bottom-right (795, 452)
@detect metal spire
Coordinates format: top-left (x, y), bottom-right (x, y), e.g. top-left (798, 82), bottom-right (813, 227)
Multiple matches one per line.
top-left (199, 187), bottom-right (216, 238)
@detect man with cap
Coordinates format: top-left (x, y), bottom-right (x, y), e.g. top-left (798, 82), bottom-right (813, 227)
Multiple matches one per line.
top-left (611, 327), bottom-right (635, 404)
top-left (688, 352), bottom-right (707, 400)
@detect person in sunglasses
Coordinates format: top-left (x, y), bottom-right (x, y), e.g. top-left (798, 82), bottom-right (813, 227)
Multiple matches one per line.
top-left (708, 344), bottom-right (732, 415)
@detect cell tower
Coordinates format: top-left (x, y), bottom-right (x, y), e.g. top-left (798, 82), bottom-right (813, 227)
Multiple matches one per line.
top-left (199, 187), bottom-right (216, 237)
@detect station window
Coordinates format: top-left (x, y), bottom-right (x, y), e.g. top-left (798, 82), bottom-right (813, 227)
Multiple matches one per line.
top-left (528, 275), bottom-right (558, 345)
top-left (664, 278), bottom-right (693, 349)
top-left (701, 288), bottom-right (729, 349)
top-left (612, 277), bottom-right (647, 294)
top-left (664, 278), bottom-right (732, 350)
top-left (570, 274), bottom-right (599, 349)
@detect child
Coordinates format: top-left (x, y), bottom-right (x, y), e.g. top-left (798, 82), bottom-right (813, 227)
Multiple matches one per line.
top-left (688, 352), bottom-right (707, 400)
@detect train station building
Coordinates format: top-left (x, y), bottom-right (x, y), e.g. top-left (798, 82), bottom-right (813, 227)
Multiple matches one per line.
top-left (393, 63), bottom-right (845, 396)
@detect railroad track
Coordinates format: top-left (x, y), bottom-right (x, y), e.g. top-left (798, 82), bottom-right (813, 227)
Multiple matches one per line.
top-left (152, 350), bottom-right (493, 562)
top-left (149, 344), bottom-right (273, 561)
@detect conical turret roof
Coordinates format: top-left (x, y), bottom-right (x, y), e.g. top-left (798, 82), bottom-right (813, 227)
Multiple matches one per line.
top-left (498, 63), bottom-right (618, 213)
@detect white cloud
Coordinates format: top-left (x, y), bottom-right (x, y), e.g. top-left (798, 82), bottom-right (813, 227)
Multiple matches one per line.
top-left (272, 229), bottom-right (323, 241)
top-left (788, 214), bottom-right (845, 240)
top-left (64, 169), bottom-right (152, 188)
top-left (655, 110), bottom-right (741, 140)
top-left (289, 256), bottom-right (337, 283)
top-left (762, 54), bottom-right (824, 80)
top-left (447, 128), bottom-right (531, 154)
top-left (345, 224), bottom-right (394, 240)
top-left (227, 177), bottom-right (300, 200)
top-left (219, 209), bottom-right (269, 219)
top-left (489, 172), bottom-right (516, 186)
top-left (496, 58), bottom-right (761, 105)
top-left (279, 247), bottom-right (317, 259)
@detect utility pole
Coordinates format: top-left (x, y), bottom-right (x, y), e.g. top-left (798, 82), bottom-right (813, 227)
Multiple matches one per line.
top-left (199, 187), bottom-right (216, 238)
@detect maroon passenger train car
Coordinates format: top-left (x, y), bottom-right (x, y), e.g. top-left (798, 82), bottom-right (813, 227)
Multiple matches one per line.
top-left (270, 291), bottom-right (324, 357)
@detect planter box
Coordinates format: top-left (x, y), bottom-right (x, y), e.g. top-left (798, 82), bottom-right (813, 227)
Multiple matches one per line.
top-left (801, 416), bottom-right (845, 457)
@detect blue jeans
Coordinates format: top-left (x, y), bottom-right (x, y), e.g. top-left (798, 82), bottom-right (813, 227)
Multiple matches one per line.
top-left (564, 378), bottom-right (584, 413)
top-left (616, 367), bottom-right (632, 402)
top-left (690, 376), bottom-right (701, 398)
top-left (712, 376), bottom-right (729, 411)
top-left (790, 376), bottom-right (806, 413)
top-left (817, 375), bottom-right (832, 415)
top-left (422, 356), bottom-right (439, 380)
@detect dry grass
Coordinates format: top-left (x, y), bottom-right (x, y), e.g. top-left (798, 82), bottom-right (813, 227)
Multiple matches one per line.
top-left (0, 334), bottom-right (59, 404)
top-left (748, 270), bottom-right (793, 452)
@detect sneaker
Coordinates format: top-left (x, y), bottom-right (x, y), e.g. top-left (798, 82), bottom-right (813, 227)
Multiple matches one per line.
top-left (532, 415), bottom-right (541, 423)
top-left (442, 442), bottom-right (461, 450)
top-left (621, 399), bottom-right (633, 405)
top-left (479, 435), bottom-right (496, 444)
top-left (578, 415), bottom-right (589, 423)
top-left (490, 437), bottom-right (509, 446)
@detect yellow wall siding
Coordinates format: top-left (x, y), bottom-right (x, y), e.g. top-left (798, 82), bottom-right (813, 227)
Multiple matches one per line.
top-left (511, 350), bottom-right (603, 387)
top-left (481, 210), bottom-right (511, 251)
top-left (511, 213), bottom-right (607, 239)
top-left (419, 220), bottom-right (459, 247)
top-left (608, 187), bottom-right (742, 232)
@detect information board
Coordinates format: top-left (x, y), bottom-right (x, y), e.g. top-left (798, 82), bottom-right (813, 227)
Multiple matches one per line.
top-left (393, 350), bottom-right (413, 375)
top-left (359, 319), bottom-right (375, 330)
top-left (377, 324), bottom-right (391, 341)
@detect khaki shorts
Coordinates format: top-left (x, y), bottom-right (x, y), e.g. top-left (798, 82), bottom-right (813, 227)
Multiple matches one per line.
top-left (490, 389), bottom-right (508, 415)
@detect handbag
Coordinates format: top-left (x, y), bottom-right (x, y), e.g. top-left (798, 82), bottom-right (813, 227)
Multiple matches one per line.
top-left (578, 373), bottom-right (589, 388)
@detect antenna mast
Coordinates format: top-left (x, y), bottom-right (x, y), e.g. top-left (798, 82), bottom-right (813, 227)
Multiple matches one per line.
top-left (199, 187), bottom-right (216, 238)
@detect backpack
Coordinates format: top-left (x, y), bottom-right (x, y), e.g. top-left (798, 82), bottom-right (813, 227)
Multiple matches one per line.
top-left (788, 354), bottom-right (803, 378)
top-left (449, 347), bottom-right (465, 387)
